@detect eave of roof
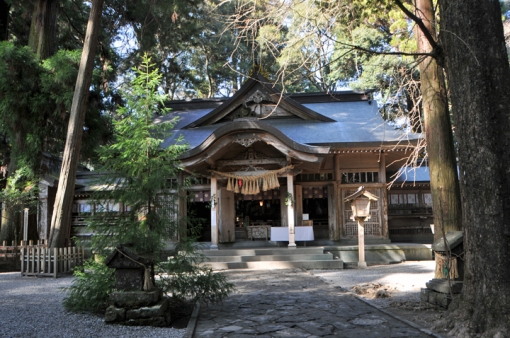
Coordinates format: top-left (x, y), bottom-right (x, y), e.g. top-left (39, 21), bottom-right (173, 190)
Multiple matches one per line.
top-left (178, 118), bottom-right (330, 160)
top-left (182, 74), bottom-right (336, 128)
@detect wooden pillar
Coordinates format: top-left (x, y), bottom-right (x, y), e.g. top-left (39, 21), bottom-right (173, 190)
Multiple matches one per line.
top-left (334, 154), bottom-right (341, 182)
top-left (287, 174), bottom-right (296, 248)
top-left (210, 176), bottom-right (218, 250)
top-left (357, 217), bottom-right (367, 268)
top-left (218, 187), bottom-right (235, 243)
top-left (294, 185), bottom-right (303, 226)
top-left (177, 172), bottom-right (187, 240)
top-left (280, 186), bottom-right (288, 227)
top-left (378, 151), bottom-right (387, 183)
top-left (327, 184), bottom-right (340, 240)
top-left (379, 153), bottom-right (389, 239)
top-left (334, 154), bottom-right (343, 240)
top-left (38, 183), bottom-right (50, 240)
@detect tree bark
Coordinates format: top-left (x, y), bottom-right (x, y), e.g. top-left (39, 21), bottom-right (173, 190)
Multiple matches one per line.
top-left (28, 0), bottom-right (59, 59)
top-left (48, 0), bottom-right (104, 248)
top-left (438, 0), bottom-right (510, 334)
top-left (0, 0), bottom-right (9, 41)
top-left (0, 129), bottom-right (28, 242)
top-left (414, 0), bottom-right (462, 242)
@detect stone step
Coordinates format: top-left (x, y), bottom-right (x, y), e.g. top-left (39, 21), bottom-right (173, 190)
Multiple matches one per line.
top-left (201, 259), bottom-right (344, 270)
top-left (204, 253), bottom-right (334, 263)
top-left (201, 247), bottom-right (325, 257)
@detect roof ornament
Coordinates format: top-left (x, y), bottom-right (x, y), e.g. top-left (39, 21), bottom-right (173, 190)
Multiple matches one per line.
top-left (234, 90), bottom-right (273, 119)
top-left (233, 137), bottom-right (258, 147)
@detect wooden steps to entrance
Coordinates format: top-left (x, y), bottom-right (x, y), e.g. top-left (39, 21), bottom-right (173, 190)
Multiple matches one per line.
top-left (200, 247), bottom-right (344, 270)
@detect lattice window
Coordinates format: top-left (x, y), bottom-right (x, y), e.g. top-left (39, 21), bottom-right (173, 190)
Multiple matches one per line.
top-left (343, 188), bottom-right (382, 237)
top-left (296, 173), bottom-right (333, 182)
top-left (191, 190), bottom-right (211, 202)
top-left (341, 171), bottom-right (379, 184)
top-left (423, 193), bottom-right (433, 207)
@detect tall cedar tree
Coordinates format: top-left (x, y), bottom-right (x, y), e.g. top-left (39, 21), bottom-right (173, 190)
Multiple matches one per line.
top-left (410, 0), bottom-right (462, 242)
top-left (87, 54), bottom-right (186, 257)
top-left (435, 0), bottom-right (510, 336)
top-left (49, 0), bottom-right (104, 247)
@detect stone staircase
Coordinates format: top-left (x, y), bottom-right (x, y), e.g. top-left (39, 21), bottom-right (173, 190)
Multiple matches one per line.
top-left (199, 247), bottom-right (344, 270)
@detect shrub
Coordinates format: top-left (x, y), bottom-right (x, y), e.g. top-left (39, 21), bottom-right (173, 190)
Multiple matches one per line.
top-left (63, 258), bottom-right (115, 312)
top-left (156, 239), bottom-right (234, 305)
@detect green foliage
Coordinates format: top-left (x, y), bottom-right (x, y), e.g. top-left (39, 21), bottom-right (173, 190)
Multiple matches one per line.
top-left (85, 53), bottom-right (186, 258)
top-left (63, 258), bottom-right (115, 312)
top-left (0, 41), bottom-right (112, 173)
top-left (0, 166), bottom-right (40, 240)
top-left (0, 41), bottom-right (46, 169)
top-left (157, 239), bottom-right (235, 305)
top-left (66, 54), bottom-right (233, 313)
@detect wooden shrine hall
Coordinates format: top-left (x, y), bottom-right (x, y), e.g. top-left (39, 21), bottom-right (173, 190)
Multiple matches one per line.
top-left (152, 74), bottom-right (430, 249)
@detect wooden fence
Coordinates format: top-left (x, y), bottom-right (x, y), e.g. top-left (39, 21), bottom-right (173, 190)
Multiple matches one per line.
top-left (21, 246), bottom-right (84, 278)
top-left (1, 240), bottom-right (47, 269)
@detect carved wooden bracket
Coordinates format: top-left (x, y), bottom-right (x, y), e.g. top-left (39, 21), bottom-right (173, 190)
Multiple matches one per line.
top-left (233, 138), bottom-right (258, 147)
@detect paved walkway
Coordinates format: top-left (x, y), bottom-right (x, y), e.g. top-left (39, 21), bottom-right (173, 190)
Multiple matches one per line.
top-left (194, 269), bottom-right (434, 337)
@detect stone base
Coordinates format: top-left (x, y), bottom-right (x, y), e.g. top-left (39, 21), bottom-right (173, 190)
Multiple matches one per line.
top-left (425, 279), bottom-right (463, 294)
top-left (109, 290), bottom-right (162, 308)
top-left (420, 288), bottom-right (452, 308)
top-left (106, 290), bottom-right (173, 327)
top-left (421, 279), bottom-right (463, 309)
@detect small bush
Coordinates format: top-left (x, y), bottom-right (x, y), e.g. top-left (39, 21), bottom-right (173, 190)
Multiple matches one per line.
top-left (157, 239), bottom-right (234, 305)
top-left (63, 258), bottom-right (115, 312)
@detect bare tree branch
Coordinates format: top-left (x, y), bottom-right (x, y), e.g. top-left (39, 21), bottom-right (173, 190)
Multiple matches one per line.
top-left (394, 0), bottom-right (440, 55)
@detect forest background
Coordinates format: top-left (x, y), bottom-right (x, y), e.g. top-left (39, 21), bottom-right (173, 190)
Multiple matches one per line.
top-left (1, 0), bottom-right (510, 337)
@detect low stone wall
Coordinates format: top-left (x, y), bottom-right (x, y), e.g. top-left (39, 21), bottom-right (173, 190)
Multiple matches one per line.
top-left (323, 243), bottom-right (432, 263)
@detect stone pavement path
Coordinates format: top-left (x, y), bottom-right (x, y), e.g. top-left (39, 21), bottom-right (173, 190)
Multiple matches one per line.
top-left (194, 269), bottom-right (433, 337)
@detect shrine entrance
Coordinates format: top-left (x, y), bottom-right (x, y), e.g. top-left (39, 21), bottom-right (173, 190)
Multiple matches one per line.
top-left (233, 190), bottom-right (282, 241)
top-left (234, 192), bottom-right (281, 227)
top-left (187, 200), bottom-right (211, 242)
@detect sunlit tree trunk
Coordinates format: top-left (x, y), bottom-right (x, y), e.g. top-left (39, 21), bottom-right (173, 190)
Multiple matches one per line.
top-left (438, 0), bottom-right (510, 335)
top-left (48, 0), bottom-right (104, 248)
top-left (414, 0), bottom-right (462, 242)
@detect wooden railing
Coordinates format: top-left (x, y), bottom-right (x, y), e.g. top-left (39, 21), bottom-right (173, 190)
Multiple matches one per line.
top-left (21, 245), bottom-right (84, 278)
top-left (1, 240), bottom-right (47, 269)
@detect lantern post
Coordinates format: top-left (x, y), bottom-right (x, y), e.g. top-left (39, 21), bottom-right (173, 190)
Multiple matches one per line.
top-left (344, 187), bottom-right (379, 268)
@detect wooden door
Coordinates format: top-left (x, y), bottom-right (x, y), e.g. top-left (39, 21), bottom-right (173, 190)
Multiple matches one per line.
top-left (218, 188), bottom-right (235, 243)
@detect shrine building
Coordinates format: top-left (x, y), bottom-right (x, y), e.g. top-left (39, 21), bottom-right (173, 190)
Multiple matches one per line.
top-left (140, 74), bottom-right (434, 248)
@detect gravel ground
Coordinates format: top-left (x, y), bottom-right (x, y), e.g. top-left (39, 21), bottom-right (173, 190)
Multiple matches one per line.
top-left (0, 272), bottom-right (186, 338)
top-left (1, 261), bottom-right (443, 337)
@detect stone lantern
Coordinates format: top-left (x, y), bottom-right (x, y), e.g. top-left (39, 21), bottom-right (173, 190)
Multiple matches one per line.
top-left (421, 231), bottom-right (464, 308)
top-left (105, 244), bottom-right (154, 291)
top-left (104, 245), bottom-right (170, 327)
top-left (344, 186), bottom-right (379, 268)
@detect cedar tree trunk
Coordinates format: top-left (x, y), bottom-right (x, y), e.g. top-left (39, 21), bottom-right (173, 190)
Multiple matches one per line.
top-left (0, 0), bottom-right (9, 41)
top-left (28, 0), bottom-right (59, 59)
top-left (438, 0), bottom-right (510, 335)
top-left (48, 0), bottom-right (104, 248)
top-left (414, 0), bottom-right (462, 242)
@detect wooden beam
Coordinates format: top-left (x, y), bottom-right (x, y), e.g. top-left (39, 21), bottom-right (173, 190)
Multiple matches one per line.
top-left (216, 158), bottom-right (287, 167)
